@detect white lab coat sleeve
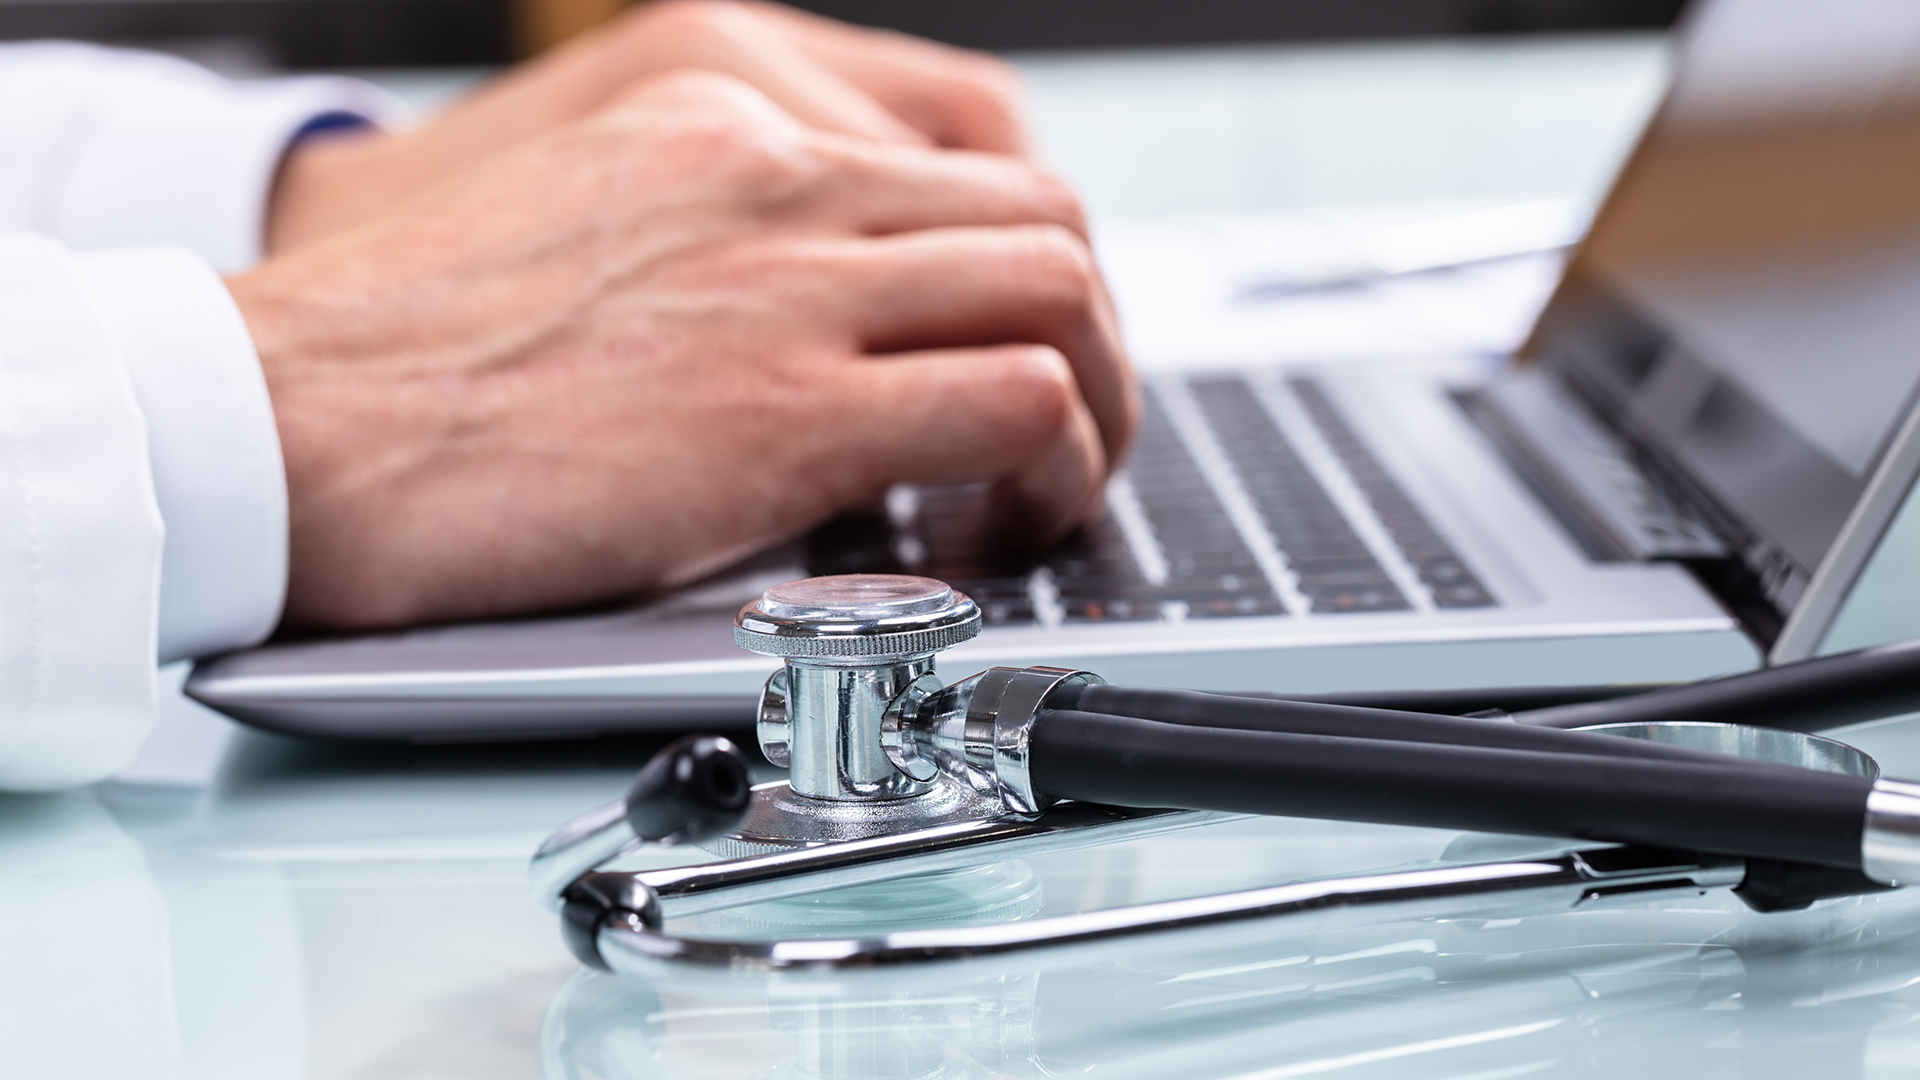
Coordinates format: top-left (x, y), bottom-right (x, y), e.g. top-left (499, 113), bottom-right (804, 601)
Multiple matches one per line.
top-left (0, 236), bottom-right (285, 790)
top-left (80, 248), bottom-right (288, 664)
top-left (0, 41), bottom-right (403, 272)
top-left (0, 234), bottom-right (164, 790)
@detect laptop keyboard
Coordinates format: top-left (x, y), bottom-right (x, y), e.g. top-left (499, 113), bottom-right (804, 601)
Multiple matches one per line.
top-left (1289, 378), bottom-right (1496, 609)
top-left (805, 374), bottom-right (1497, 625)
top-left (1191, 378), bottom-right (1409, 613)
top-left (1066, 392), bottom-right (1281, 622)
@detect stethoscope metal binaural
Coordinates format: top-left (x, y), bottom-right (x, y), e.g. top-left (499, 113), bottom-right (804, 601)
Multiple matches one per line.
top-left (531, 574), bottom-right (1920, 980)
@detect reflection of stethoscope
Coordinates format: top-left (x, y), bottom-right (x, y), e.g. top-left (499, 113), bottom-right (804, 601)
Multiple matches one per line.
top-left (532, 574), bottom-right (1920, 979)
top-left (539, 894), bottom-right (1920, 1080)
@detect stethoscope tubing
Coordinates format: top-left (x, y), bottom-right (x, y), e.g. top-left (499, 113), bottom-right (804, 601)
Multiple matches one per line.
top-left (1064, 637), bottom-right (1920, 738)
top-left (1516, 638), bottom-right (1920, 732)
top-left (1022, 638), bottom-right (1920, 876)
top-left (1054, 683), bottom-right (1767, 765)
top-left (1029, 708), bottom-right (1875, 870)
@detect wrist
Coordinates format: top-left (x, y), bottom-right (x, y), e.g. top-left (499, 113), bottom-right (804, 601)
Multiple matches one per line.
top-left (264, 122), bottom-right (395, 254)
top-left (225, 251), bottom-right (458, 629)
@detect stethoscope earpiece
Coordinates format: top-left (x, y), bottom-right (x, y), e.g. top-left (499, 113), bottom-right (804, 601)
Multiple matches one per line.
top-left (625, 734), bottom-right (753, 846)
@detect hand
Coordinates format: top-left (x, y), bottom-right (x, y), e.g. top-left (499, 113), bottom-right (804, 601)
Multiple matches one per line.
top-left (230, 72), bottom-right (1136, 630)
top-left (267, 0), bottom-right (1031, 252)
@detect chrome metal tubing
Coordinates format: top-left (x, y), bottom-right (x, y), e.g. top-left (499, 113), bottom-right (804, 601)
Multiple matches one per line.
top-left (1864, 778), bottom-right (1920, 885)
top-left (734, 575), bottom-right (985, 803)
top-left (530, 798), bottom-right (640, 915)
top-left (596, 847), bottom-right (1747, 976)
top-left (755, 667), bottom-right (792, 768)
top-left (784, 657), bottom-right (937, 801)
top-left (883, 666), bottom-right (1103, 814)
top-left (639, 800), bottom-right (1228, 918)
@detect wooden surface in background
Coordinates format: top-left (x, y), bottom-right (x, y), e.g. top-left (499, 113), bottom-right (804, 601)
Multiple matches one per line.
top-left (514, 0), bottom-right (629, 55)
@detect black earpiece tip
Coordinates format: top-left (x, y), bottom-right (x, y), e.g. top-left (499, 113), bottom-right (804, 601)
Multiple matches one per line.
top-left (625, 734), bottom-right (754, 845)
top-left (561, 871), bottom-right (663, 970)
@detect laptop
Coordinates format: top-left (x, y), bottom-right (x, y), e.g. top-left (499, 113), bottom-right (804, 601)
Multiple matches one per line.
top-left (187, 0), bottom-right (1920, 741)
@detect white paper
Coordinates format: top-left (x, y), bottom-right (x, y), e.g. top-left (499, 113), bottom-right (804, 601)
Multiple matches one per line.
top-left (1092, 203), bottom-right (1567, 373)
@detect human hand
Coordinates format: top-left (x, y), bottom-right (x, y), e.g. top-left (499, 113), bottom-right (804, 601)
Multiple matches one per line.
top-left (267, 0), bottom-right (1031, 252)
top-left (230, 72), bottom-right (1135, 630)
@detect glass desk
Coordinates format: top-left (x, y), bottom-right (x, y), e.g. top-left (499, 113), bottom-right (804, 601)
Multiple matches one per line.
top-left (18, 716), bottom-right (1920, 1080)
top-left (27, 31), bottom-right (1920, 1080)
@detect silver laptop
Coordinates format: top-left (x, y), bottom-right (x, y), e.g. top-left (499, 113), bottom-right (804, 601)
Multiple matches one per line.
top-left (188, 0), bottom-right (1920, 741)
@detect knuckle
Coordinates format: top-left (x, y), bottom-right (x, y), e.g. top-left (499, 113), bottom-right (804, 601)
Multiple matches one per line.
top-left (1019, 224), bottom-right (1100, 306)
top-left (955, 54), bottom-right (1026, 109)
top-left (613, 67), bottom-right (748, 114)
top-left (1029, 169), bottom-right (1089, 234)
top-left (616, 70), bottom-right (816, 183)
top-left (998, 346), bottom-right (1079, 432)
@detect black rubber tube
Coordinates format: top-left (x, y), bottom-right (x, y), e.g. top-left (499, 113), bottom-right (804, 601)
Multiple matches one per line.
top-left (1514, 639), bottom-right (1920, 733)
top-left (1059, 684), bottom-right (1770, 767)
top-left (1282, 684), bottom-right (1656, 716)
top-left (1029, 709), bottom-right (1874, 869)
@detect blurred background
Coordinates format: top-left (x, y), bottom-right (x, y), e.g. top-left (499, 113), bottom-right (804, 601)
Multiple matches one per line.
top-left (0, 0), bottom-right (1685, 71)
top-left (0, 0), bottom-right (1682, 354)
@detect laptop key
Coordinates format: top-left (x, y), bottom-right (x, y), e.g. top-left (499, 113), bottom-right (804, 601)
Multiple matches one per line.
top-left (1432, 582), bottom-right (1496, 608)
top-left (977, 597), bottom-right (1038, 625)
top-left (1060, 595), bottom-right (1169, 623)
top-left (1298, 583), bottom-right (1406, 611)
top-left (1182, 591), bottom-right (1289, 619)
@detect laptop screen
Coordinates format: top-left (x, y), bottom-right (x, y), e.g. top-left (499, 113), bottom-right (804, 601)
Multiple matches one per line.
top-left (1528, 0), bottom-right (1920, 620)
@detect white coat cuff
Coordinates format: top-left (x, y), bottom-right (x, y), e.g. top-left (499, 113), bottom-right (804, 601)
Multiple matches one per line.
top-left (78, 248), bottom-right (289, 663)
top-left (50, 76), bottom-right (399, 272)
top-left (0, 234), bottom-right (161, 789)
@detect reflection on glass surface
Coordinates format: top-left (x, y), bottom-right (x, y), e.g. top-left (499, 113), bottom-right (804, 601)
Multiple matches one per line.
top-left (21, 719), bottom-right (1920, 1080)
top-left (0, 791), bottom-right (194, 1079)
top-left (88, 730), bottom-right (664, 1080)
top-left (540, 857), bottom-right (1920, 1080)
top-left (534, 796), bottom-right (1920, 1080)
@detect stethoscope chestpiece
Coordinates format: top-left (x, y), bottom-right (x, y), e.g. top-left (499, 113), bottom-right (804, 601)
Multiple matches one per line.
top-left (733, 574), bottom-right (983, 662)
top-left (734, 574), bottom-right (983, 807)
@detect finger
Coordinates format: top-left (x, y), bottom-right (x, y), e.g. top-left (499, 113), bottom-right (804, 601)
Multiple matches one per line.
top-left (740, 1), bottom-right (1034, 154)
top-left (791, 225), bottom-right (1137, 466)
top-left (799, 135), bottom-right (1087, 239)
top-left (832, 345), bottom-right (1106, 546)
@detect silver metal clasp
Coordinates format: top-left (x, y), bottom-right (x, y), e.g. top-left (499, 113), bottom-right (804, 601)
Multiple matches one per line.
top-left (882, 665), bottom-right (1105, 815)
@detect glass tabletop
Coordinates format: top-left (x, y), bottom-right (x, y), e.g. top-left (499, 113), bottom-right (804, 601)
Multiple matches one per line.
top-left (18, 712), bottom-right (1920, 1079)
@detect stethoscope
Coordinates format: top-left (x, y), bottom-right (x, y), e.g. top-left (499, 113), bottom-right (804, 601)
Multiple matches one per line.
top-left (531, 574), bottom-right (1920, 980)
